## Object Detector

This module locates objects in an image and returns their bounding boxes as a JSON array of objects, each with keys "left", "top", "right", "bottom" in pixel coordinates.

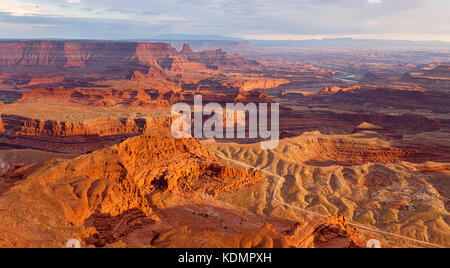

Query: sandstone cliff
[
  {"left": 179, "top": 44, "right": 259, "bottom": 70},
  {"left": 18, "top": 87, "right": 172, "bottom": 108},
  {"left": 0, "top": 41, "right": 258, "bottom": 72},
  {"left": 160, "top": 56, "right": 209, "bottom": 72},
  {"left": 0, "top": 41, "right": 174, "bottom": 68},
  {"left": 130, "top": 66, "right": 168, "bottom": 80},
  {"left": 0, "top": 114, "right": 175, "bottom": 153},
  {"left": 226, "top": 78, "right": 290, "bottom": 92},
  {"left": 319, "top": 85, "right": 361, "bottom": 95}
]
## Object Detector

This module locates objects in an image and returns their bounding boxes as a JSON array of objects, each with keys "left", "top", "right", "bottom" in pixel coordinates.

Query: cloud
[{"left": 0, "top": 0, "right": 448, "bottom": 41}]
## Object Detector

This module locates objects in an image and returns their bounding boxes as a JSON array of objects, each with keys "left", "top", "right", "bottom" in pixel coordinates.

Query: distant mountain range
[
  {"left": 145, "top": 36, "right": 450, "bottom": 50},
  {"left": 149, "top": 34, "right": 244, "bottom": 41},
  {"left": 248, "top": 38, "right": 450, "bottom": 50}
]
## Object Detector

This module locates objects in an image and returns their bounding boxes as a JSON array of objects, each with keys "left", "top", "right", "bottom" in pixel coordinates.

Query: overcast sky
[{"left": 0, "top": 0, "right": 449, "bottom": 41}]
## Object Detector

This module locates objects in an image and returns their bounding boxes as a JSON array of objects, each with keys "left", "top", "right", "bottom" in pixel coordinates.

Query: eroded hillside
[
  {"left": 205, "top": 132, "right": 450, "bottom": 247},
  {"left": 0, "top": 135, "right": 378, "bottom": 248}
]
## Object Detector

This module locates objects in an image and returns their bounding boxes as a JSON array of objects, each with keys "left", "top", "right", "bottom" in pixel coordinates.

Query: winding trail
[{"left": 213, "top": 152, "right": 445, "bottom": 248}]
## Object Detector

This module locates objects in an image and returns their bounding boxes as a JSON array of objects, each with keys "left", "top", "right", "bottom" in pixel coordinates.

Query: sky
[{"left": 0, "top": 0, "right": 449, "bottom": 41}]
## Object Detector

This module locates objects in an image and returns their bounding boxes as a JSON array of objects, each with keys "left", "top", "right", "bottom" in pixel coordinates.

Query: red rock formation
[
  {"left": 130, "top": 66, "right": 167, "bottom": 80},
  {"left": 234, "top": 90, "right": 274, "bottom": 104},
  {"left": 18, "top": 87, "right": 171, "bottom": 108},
  {"left": 0, "top": 134, "right": 380, "bottom": 248},
  {"left": 319, "top": 85, "right": 361, "bottom": 95},
  {"left": 0, "top": 117, "right": 4, "bottom": 133},
  {"left": 160, "top": 56, "right": 208, "bottom": 72},
  {"left": 180, "top": 43, "right": 195, "bottom": 54},
  {"left": 0, "top": 114, "right": 175, "bottom": 153},
  {"left": 7, "top": 115, "right": 171, "bottom": 137},
  {"left": 0, "top": 41, "right": 133, "bottom": 68},
  {"left": 225, "top": 78, "right": 289, "bottom": 92},
  {"left": 17, "top": 77, "right": 64, "bottom": 88},
  {"left": 0, "top": 135, "right": 263, "bottom": 247},
  {"left": 150, "top": 89, "right": 274, "bottom": 105},
  {"left": 135, "top": 42, "right": 178, "bottom": 66},
  {"left": 179, "top": 46, "right": 259, "bottom": 70},
  {"left": 0, "top": 41, "right": 258, "bottom": 72},
  {"left": 151, "top": 215, "right": 368, "bottom": 248},
  {"left": 0, "top": 41, "right": 177, "bottom": 68}
]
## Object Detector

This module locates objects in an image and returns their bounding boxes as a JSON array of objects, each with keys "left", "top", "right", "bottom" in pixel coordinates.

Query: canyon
[
  {"left": 0, "top": 40, "right": 448, "bottom": 248},
  {"left": 0, "top": 135, "right": 374, "bottom": 248}
]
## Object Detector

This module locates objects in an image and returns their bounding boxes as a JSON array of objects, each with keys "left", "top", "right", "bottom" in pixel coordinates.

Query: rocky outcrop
[
  {"left": 3, "top": 114, "right": 172, "bottom": 136},
  {"left": 180, "top": 43, "right": 195, "bottom": 54},
  {"left": 163, "top": 40, "right": 254, "bottom": 54},
  {"left": 15, "top": 117, "right": 167, "bottom": 137},
  {"left": 0, "top": 117, "right": 4, "bottom": 133},
  {"left": 287, "top": 135, "right": 409, "bottom": 165},
  {"left": 0, "top": 134, "right": 377, "bottom": 248},
  {"left": 319, "top": 85, "right": 361, "bottom": 95},
  {"left": 0, "top": 135, "right": 263, "bottom": 247},
  {"left": 0, "top": 41, "right": 174, "bottom": 68},
  {"left": 209, "top": 134, "right": 450, "bottom": 247},
  {"left": 135, "top": 42, "right": 178, "bottom": 66},
  {"left": 151, "top": 215, "right": 368, "bottom": 248},
  {"left": 18, "top": 87, "right": 172, "bottom": 108},
  {"left": 17, "top": 77, "right": 65, "bottom": 88},
  {"left": 179, "top": 44, "right": 259, "bottom": 70},
  {"left": 130, "top": 66, "right": 167, "bottom": 80},
  {"left": 355, "top": 122, "right": 383, "bottom": 131},
  {"left": 159, "top": 56, "right": 208, "bottom": 72},
  {"left": 17, "top": 87, "right": 275, "bottom": 107},
  {"left": 225, "top": 78, "right": 289, "bottom": 92},
  {"left": 0, "top": 114, "right": 175, "bottom": 153},
  {"left": 234, "top": 90, "right": 274, "bottom": 104}
]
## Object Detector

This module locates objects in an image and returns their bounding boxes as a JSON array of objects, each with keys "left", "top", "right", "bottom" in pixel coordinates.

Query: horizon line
[{"left": 0, "top": 37, "right": 449, "bottom": 44}]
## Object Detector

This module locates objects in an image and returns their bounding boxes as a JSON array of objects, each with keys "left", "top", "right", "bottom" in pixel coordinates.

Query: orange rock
[
  {"left": 319, "top": 85, "right": 361, "bottom": 95},
  {"left": 151, "top": 215, "right": 369, "bottom": 248},
  {"left": 17, "top": 77, "right": 64, "bottom": 88},
  {"left": 0, "top": 135, "right": 263, "bottom": 247},
  {"left": 234, "top": 90, "right": 274, "bottom": 104},
  {"left": 130, "top": 66, "right": 167, "bottom": 80},
  {"left": 226, "top": 78, "right": 289, "bottom": 92},
  {"left": 0, "top": 41, "right": 258, "bottom": 71},
  {"left": 18, "top": 87, "right": 172, "bottom": 108}
]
